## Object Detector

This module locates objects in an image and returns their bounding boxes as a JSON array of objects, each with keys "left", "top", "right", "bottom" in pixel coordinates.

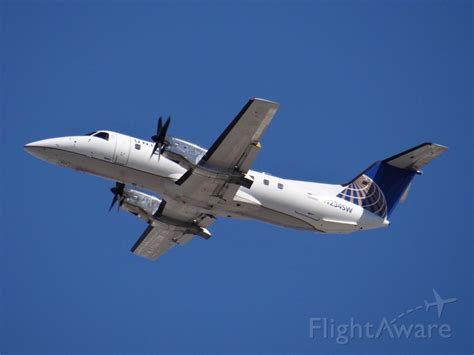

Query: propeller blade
[
  {"left": 150, "top": 116, "right": 171, "bottom": 159},
  {"left": 109, "top": 194, "right": 118, "bottom": 212},
  {"left": 157, "top": 116, "right": 163, "bottom": 133},
  {"left": 162, "top": 116, "right": 171, "bottom": 137},
  {"left": 109, "top": 182, "right": 125, "bottom": 212},
  {"left": 150, "top": 142, "right": 160, "bottom": 158}
]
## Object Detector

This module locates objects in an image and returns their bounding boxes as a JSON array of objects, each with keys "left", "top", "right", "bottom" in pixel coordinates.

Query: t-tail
[{"left": 339, "top": 143, "right": 448, "bottom": 219}]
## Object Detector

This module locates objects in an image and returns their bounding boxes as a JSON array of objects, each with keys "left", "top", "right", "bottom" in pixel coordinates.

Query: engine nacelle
[
  {"left": 121, "top": 188, "right": 162, "bottom": 220},
  {"left": 118, "top": 186, "right": 213, "bottom": 240},
  {"left": 163, "top": 136, "right": 207, "bottom": 167}
]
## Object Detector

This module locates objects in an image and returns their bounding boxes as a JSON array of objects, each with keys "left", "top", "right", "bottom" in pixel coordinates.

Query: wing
[
  {"left": 119, "top": 188, "right": 215, "bottom": 261},
  {"left": 131, "top": 224, "right": 193, "bottom": 261},
  {"left": 200, "top": 98, "right": 279, "bottom": 173},
  {"left": 176, "top": 98, "right": 279, "bottom": 203},
  {"left": 130, "top": 210, "right": 215, "bottom": 261}
]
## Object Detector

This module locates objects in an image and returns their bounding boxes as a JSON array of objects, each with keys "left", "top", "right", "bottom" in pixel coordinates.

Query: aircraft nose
[
  {"left": 24, "top": 138, "right": 63, "bottom": 160},
  {"left": 25, "top": 138, "right": 59, "bottom": 149}
]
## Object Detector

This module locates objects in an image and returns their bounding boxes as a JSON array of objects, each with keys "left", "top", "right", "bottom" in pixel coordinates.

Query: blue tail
[{"left": 339, "top": 143, "right": 447, "bottom": 218}]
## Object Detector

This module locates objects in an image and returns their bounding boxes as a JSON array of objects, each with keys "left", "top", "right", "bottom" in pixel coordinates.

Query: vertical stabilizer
[{"left": 341, "top": 143, "right": 447, "bottom": 217}]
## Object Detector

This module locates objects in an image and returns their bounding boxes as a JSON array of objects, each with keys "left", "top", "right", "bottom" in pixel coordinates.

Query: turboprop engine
[
  {"left": 108, "top": 182, "right": 212, "bottom": 239},
  {"left": 109, "top": 182, "right": 162, "bottom": 222},
  {"left": 121, "top": 189, "right": 163, "bottom": 220}
]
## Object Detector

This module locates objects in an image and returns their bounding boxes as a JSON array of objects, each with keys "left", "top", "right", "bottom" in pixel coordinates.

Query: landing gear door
[{"left": 114, "top": 134, "right": 130, "bottom": 165}]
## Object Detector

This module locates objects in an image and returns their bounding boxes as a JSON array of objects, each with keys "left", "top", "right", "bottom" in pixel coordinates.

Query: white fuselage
[{"left": 25, "top": 131, "right": 388, "bottom": 234}]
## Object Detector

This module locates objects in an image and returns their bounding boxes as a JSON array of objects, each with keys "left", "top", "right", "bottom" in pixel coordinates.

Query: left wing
[
  {"left": 129, "top": 209, "right": 214, "bottom": 261},
  {"left": 131, "top": 224, "right": 193, "bottom": 260},
  {"left": 175, "top": 98, "right": 279, "bottom": 203},
  {"left": 118, "top": 188, "right": 215, "bottom": 261}
]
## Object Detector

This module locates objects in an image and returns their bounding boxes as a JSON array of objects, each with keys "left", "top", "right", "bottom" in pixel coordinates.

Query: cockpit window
[
  {"left": 85, "top": 131, "right": 97, "bottom": 136},
  {"left": 93, "top": 131, "right": 109, "bottom": 141}
]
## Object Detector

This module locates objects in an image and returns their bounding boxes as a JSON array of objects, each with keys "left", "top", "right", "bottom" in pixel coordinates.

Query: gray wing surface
[
  {"left": 176, "top": 98, "right": 279, "bottom": 203},
  {"left": 201, "top": 98, "right": 279, "bottom": 173},
  {"left": 131, "top": 224, "right": 194, "bottom": 261},
  {"left": 130, "top": 201, "right": 215, "bottom": 261}
]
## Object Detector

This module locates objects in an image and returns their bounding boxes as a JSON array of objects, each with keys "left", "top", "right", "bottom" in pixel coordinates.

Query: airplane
[
  {"left": 24, "top": 98, "right": 448, "bottom": 261},
  {"left": 424, "top": 289, "right": 457, "bottom": 318}
]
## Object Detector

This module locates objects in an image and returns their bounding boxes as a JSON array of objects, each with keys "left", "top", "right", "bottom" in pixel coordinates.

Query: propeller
[
  {"left": 109, "top": 182, "right": 125, "bottom": 212},
  {"left": 150, "top": 116, "right": 171, "bottom": 159}
]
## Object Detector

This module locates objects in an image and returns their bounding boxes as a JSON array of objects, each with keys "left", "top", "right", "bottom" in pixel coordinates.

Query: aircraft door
[{"left": 114, "top": 134, "right": 131, "bottom": 165}]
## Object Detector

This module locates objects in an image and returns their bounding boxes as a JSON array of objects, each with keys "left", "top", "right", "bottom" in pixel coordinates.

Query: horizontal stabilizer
[{"left": 383, "top": 143, "right": 448, "bottom": 172}]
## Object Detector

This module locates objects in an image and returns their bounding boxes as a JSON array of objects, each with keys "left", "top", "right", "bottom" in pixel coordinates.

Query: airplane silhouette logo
[{"left": 424, "top": 289, "right": 457, "bottom": 318}]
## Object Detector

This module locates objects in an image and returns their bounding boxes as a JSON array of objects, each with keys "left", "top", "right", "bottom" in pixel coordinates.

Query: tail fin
[{"left": 339, "top": 143, "right": 447, "bottom": 218}]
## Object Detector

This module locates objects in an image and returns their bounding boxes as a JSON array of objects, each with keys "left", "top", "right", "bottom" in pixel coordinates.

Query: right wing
[
  {"left": 175, "top": 98, "right": 279, "bottom": 203},
  {"left": 200, "top": 98, "right": 279, "bottom": 173}
]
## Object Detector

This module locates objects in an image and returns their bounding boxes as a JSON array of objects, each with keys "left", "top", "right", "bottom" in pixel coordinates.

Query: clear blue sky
[{"left": 1, "top": 1, "right": 472, "bottom": 353}]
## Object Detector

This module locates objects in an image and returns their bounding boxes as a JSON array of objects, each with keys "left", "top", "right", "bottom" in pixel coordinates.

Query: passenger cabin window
[
  {"left": 94, "top": 132, "right": 109, "bottom": 141},
  {"left": 135, "top": 143, "right": 141, "bottom": 150},
  {"left": 263, "top": 179, "right": 269, "bottom": 186},
  {"left": 277, "top": 183, "right": 284, "bottom": 190}
]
